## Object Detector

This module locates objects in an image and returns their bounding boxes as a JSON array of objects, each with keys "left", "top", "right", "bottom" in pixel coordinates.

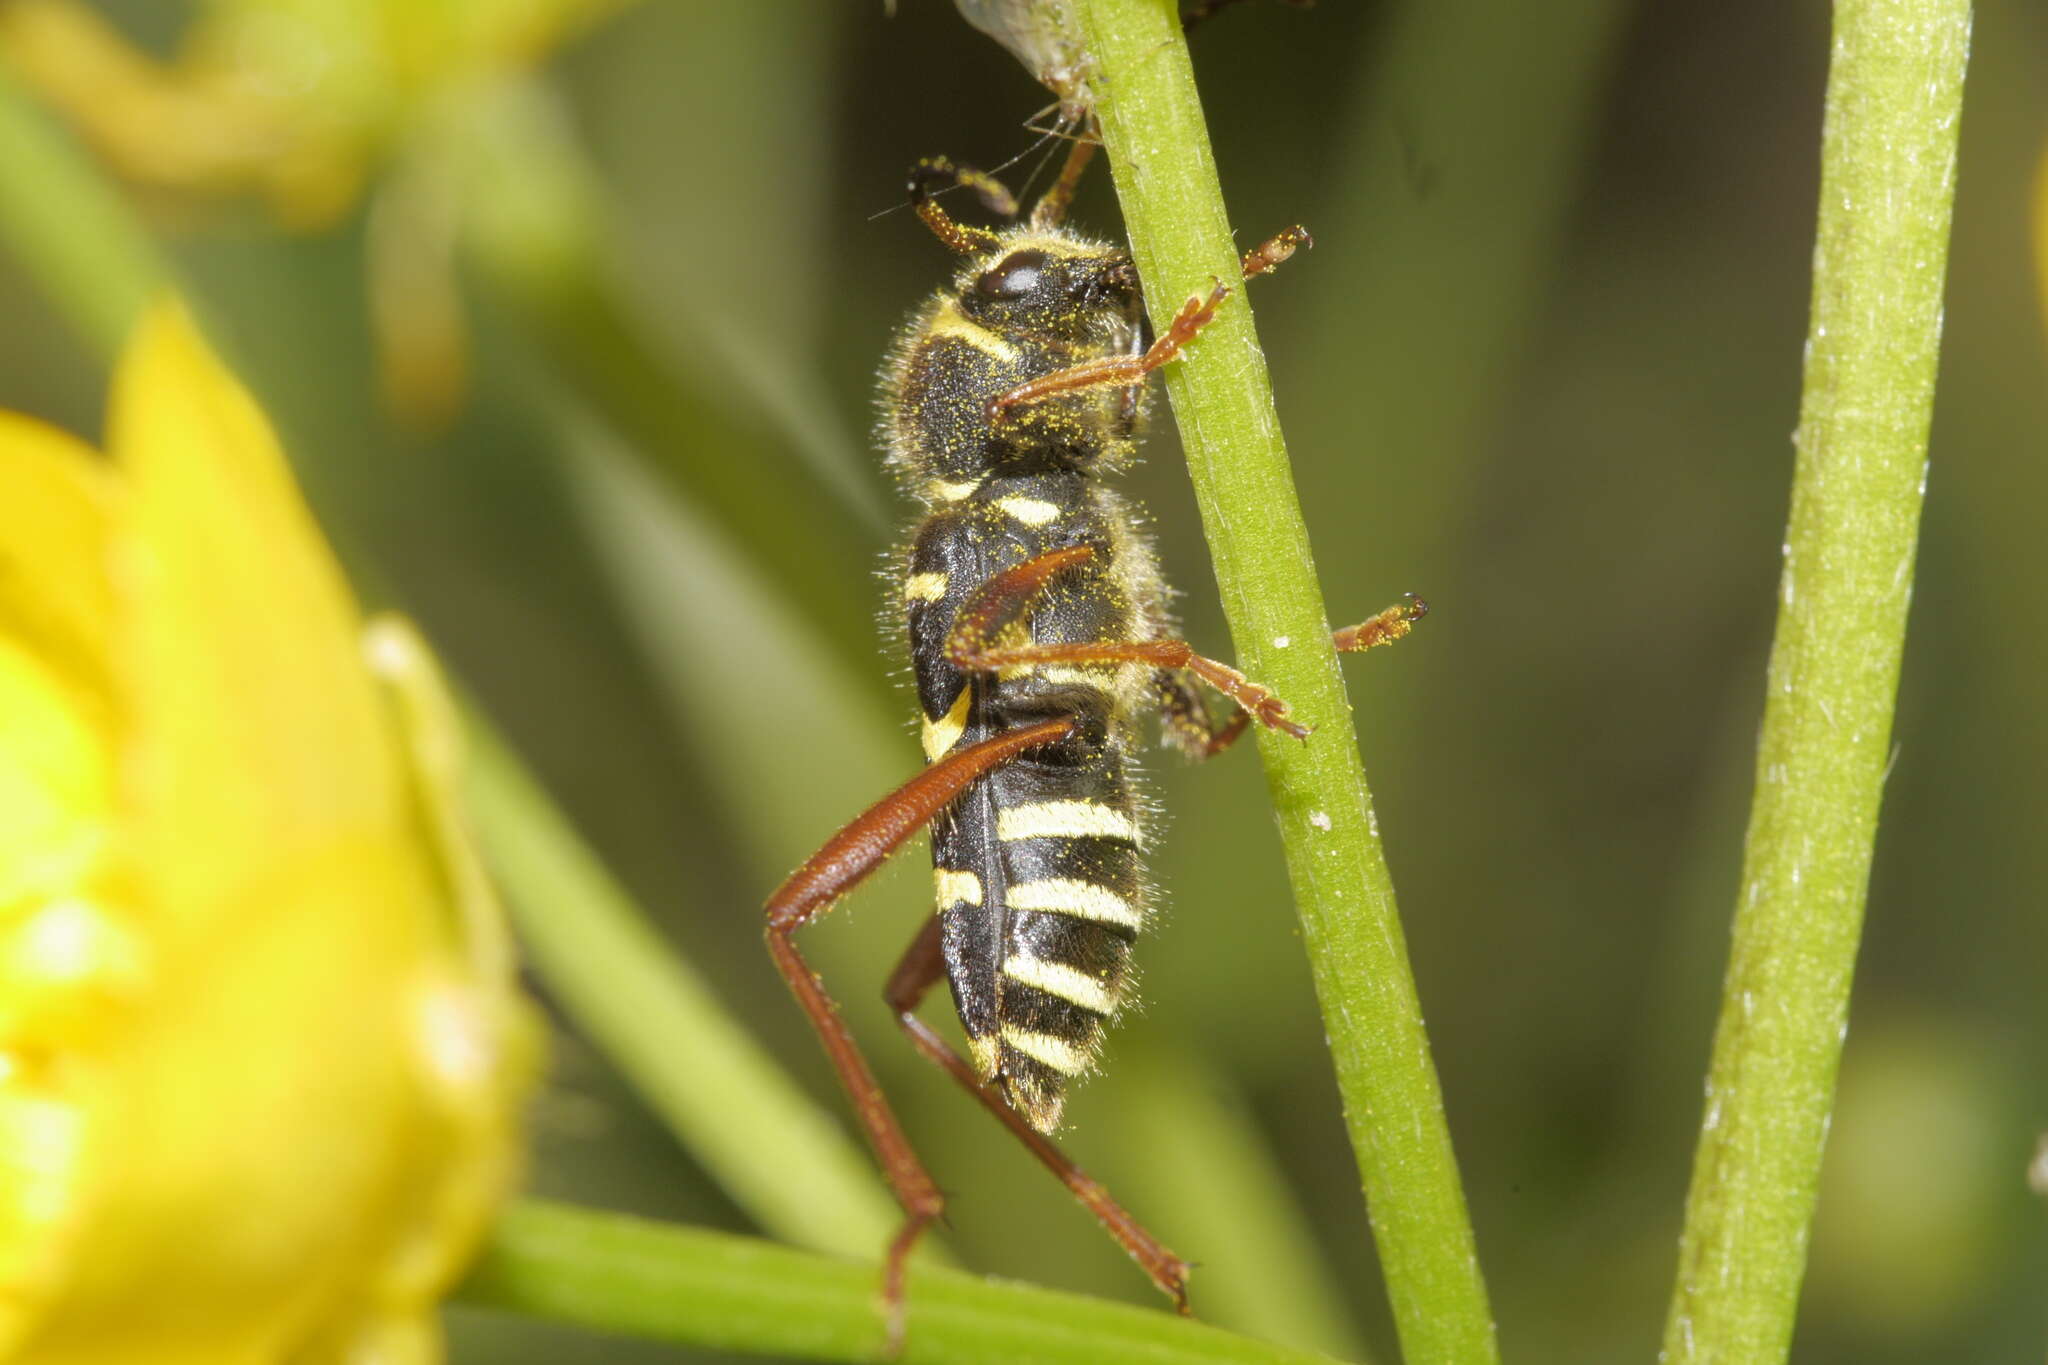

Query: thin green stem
[
  {"left": 0, "top": 69, "right": 165, "bottom": 358},
  {"left": 462, "top": 717, "right": 907, "bottom": 1262},
  {"left": 1662, "top": 2, "right": 1969, "bottom": 1360},
  {"left": 457, "top": 1199, "right": 1345, "bottom": 1365},
  {"left": 1069, "top": 3, "right": 1496, "bottom": 1361}
]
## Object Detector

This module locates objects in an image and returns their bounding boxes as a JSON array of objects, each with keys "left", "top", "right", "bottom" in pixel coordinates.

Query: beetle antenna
[{"left": 908, "top": 158, "right": 1016, "bottom": 254}]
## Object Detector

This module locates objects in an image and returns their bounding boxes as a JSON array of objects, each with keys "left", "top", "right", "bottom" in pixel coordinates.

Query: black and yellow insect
[{"left": 762, "top": 142, "right": 1423, "bottom": 1348}]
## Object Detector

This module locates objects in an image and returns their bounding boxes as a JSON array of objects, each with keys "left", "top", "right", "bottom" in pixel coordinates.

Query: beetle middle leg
[
  {"left": 1157, "top": 593, "right": 1430, "bottom": 760},
  {"left": 945, "top": 544, "right": 1312, "bottom": 737}
]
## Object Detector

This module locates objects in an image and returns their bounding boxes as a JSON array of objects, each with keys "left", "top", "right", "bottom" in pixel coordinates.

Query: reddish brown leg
[
  {"left": 882, "top": 919, "right": 1193, "bottom": 1312},
  {"left": 986, "top": 221, "right": 1309, "bottom": 422},
  {"left": 908, "top": 157, "right": 1017, "bottom": 255},
  {"left": 1028, "top": 134, "right": 1100, "bottom": 231},
  {"left": 987, "top": 280, "right": 1230, "bottom": 421},
  {"left": 1239, "top": 225, "right": 1312, "bottom": 278},
  {"left": 1157, "top": 594, "right": 1431, "bottom": 758},
  {"left": 974, "top": 638, "right": 1308, "bottom": 739},
  {"left": 1156, "top": 669, "right": 1253, "bottom": 760},
  {"left": 1333, "top": 593, "right": 1430, "bottom": 653},
  {"left": 943, "top": 543, "right": 1310, "bottom": 739},
  {"left": 764, "top": 716, "right": 1074, "bottom": 1355}
]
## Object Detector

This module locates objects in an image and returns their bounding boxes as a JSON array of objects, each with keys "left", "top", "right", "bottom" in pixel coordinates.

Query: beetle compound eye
[{"left": 977, "top": 249, "right": 1049, "bottom": 300}]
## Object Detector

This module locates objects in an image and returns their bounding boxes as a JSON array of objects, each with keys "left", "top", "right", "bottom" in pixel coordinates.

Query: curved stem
[
  {"left": 1069, "top": 2, "right": 1498, "bottom": 1361},
  {"left": 1662, "top": 1, "right": 1970, "bottom": 1359},
  {"left": 458, "top": 1199, "right": 1348, "bottom": 1365}
]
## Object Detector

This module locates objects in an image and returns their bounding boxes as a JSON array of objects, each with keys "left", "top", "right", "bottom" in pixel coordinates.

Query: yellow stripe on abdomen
[
  {"left": 995, "top": 496, "right": 1061, "bottom": 526},
  {"left": 1007, "top": 878, "right": 1143, "bottom": 931},
  {"left": 921, "top": 686, "right": 972, "bottom": 762},
  {"left": 1002, "top": 953, "right": 1119, "bottom": 1014},
  {"left": 996, "top": 800, "right": 1141, "bottom": 844},
  {"left": 1000, "top": 1025, "right": 1092, "bottom": 1076},
  {"left": 934, "top": 868, "right": 983, "bottom": 908}
]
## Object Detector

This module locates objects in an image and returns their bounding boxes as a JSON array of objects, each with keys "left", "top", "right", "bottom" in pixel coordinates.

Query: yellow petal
[
  {"left": 0, "top": 302, "right": 537, "bottom": 1363},
  {"left": 362, "top": 616, "right": 513, "bottom": 981},
  {"left": 0, "top": 651, "right": 109, "bottom": 916},
  {"left": 0, "top": 405, "right": 134, "bottom": 1080},
  {"left": 0, "top": 413, "right": 119, "bottom": 1352},
  {"left": 109, "top": 300, "right": 404, "bottom": 927},
  {"left": 0, "top": 420, "right": 117, "bottom": 907},
  {"left": 0, "top": 411, "right": 116, "bottom": 711},
  {"left": 26, "top": 844, "right": 453, "bottom": 1365}
]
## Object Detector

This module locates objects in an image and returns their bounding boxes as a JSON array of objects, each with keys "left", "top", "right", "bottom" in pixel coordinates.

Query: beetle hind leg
[{"left": 883, "top": 916, "right": 1192, "bottom": 1313}]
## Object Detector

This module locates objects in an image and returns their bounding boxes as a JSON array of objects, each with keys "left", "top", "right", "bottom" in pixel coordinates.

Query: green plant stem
[
  {"left": 1662, "top": 2, "right": 1969, "bottom": 1360},
  {"left": 0, "top": 69, "right": 165, "bottom": 358},
  {"left": 458, "top": 1199, "right": 1345, "bottom": 1365},
  {"left": 1070, "top": 3, "right": 1496, "bottom": 1361},
  {"left": 462, "top": 717, "right": 907, "bottom": 1262}
]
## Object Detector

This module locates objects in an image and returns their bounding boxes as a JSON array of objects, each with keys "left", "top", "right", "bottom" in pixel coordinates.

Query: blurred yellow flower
[
  {"left": 0, "top": 0, "right": 629, "bottom": 424},
  {"left": 0, "top": 301, "right": 540, "bottom": 1364},
  {"left": 0, "top": 0, "right": 623, "bottom": 225}
]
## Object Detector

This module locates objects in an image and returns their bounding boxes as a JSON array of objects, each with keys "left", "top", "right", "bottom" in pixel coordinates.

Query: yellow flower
[
  {"left": 0, "top": 0, "right": 625, "bottom": 225},
  {"left": 0, "top": 0, "right": 630, "bottom": 425},
  {"left": 0, "top": 301, "right": 540, "bottom": 1364}
]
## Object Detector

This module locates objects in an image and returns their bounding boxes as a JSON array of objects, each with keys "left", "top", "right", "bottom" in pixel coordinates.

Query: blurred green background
[{"left": 2, "top": 1, "right": 2044, "bottom": 1361}]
